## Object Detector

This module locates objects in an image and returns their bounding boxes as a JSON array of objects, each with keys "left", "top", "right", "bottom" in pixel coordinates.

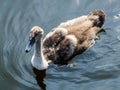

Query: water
[{"left": 0, "top": 0, "right": 120, "bottom": 90}]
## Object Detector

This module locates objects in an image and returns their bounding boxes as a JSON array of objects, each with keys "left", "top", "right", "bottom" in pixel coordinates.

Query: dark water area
[{"left": 1, "top": 0, "right": 120, "bottom": 90}]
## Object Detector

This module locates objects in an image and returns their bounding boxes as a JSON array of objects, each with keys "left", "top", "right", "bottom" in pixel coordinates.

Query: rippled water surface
[{"left": 1, "top": 0, "right": 120, "bottom": 90}]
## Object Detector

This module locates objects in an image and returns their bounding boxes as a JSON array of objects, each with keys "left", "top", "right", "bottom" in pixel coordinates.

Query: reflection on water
[
  {"left": 1, "top": 0, "right": 120, "bottom": 90},
  {"left": 33, "top": 68, "right": 46, "bottom": 90}
]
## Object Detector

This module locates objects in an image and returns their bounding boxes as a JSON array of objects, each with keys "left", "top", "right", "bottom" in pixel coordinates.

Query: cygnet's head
[
  {"left": 30, "top": 26, "right": 44, "bottom": 40},
  {"left": 25, "top": 26, "right": 44, "bottom": 53}
]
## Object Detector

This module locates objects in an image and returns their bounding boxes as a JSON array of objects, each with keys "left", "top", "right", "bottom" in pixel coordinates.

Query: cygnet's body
[
  {"left": 43, "top": 10, "right": 106, "bottom": 65},
  {"left": 25, "top": 10, "right": 106, "bottom": 70}
]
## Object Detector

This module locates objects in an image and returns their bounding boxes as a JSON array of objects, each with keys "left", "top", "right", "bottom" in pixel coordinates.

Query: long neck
[
  {"left": 32, "top": 37, "right": 48, "bottom": 70},
  {"left": 34, "top": 38, "right": 42, "bottom": 57}
]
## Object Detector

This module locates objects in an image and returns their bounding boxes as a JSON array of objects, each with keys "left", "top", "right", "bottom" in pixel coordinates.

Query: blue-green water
[{"left": 1, "top": 0, "right": 120, "bottom": 90}]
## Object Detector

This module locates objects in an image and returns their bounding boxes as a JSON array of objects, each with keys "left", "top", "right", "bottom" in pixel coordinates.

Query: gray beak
[{"left": 25, "top": 37, "right": 35, "bottom": 53}]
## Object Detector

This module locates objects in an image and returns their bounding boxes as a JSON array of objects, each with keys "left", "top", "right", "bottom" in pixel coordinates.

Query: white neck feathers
[{"left": 31, "top": 38, "right": 48, "bottom": 70}]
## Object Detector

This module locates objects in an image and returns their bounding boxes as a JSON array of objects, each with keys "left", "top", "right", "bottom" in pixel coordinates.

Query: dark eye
[{"left": 35, "top": 32, "right": 38, "bottom": 36}]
